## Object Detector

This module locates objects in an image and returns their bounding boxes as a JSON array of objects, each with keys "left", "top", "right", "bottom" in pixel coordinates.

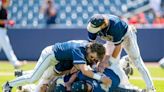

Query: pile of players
[{"left": 2, "top": 14, "right": 156, "bottom": 92}]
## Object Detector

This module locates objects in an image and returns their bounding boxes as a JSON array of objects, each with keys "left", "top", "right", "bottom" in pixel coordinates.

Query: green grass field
[{"left": 0, "top": 61, "right": 164, "bottom": 92}]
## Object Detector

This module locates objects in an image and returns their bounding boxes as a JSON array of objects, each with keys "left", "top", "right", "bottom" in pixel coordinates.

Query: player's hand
[
  {"left": 70, "top": 67, "right": 78, "bottom": 74},
  {"left": 65, "top": 82, "right": 71, "bottom": 91},
  {"left": 40, "top": 84, "right": 48, "bottom": 92},
  {"left": 101, "top": 76, "right": 112, "bottom": 88},
  {"left": 97, "top": 62, "right": 108, "bottom": 73},
  {"left": 8, "top": 20, "right": 15, "bottom": 26}
]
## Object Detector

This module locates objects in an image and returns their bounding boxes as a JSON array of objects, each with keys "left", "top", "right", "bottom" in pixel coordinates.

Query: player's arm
[
  {"left": 104, "top": 43, "right": 121, "bottom": 65},
  {"left": 88, "top": 32, "right": 97, "bottom": 42},
  {"left": 72, "top": 48, "right": 100, "bottom": 80},
  {"left": 0, "top": 19, "right": 6, "bottom": 25},
  {"left": 98, "top": 42, "right": 122, "bottom": 72},
  {"left": 108, "top": 37, "right": 123, "bottom": 63},
  {"left": 74, "top": 64, "right": 112, "bottom": 87},
  {"left": 72, "top": 48, "right": 111, "bottom": 86},
  {"left": 107, "top": 36, "right": 123, "bottom": 64},
  {"left": 0, "top": 19, "right": 15, "bottom": 26},
  {"left": 112, "top": 44, "right": 121, "bottom": 58},
  {"left": 65, "top": 71, "right": 78, "bottom": 91}
]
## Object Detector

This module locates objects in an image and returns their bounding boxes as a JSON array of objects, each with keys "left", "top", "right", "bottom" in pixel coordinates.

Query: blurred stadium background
[
  {"left": 0, "top": 0, "right": 164, "bottom": 91},
  {"left": 0, "top": 0, "right": 163, "bottom": 61},
  {"left": 2, "top": 0, "right": 164, "bottom": 27}
]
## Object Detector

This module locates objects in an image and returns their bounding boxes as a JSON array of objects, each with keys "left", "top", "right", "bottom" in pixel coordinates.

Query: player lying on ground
[{"left": 3, "top": 40, "right": 111, "bottom": 92}]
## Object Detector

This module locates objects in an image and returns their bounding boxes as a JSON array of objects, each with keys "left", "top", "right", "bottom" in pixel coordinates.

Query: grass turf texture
[{"left": 0, "top": 61, "right": 164, "bottom": 92}]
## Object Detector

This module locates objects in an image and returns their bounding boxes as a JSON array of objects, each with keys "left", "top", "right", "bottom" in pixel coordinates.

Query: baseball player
[
  {"left": 72, "top": 72, "right": 142, "bottom": 92},
  {"left": 87, "top": 14, "right": 155, "bottom": 91},
  {"left": 52, "top": 57, "right": 142, "bottom": 92},
  {"left": 16, "top": 56, "right": 138, "bottom": 92},
  {"left": 0, "top": 0, "right": 25, "bottom": 69},
  {"left": 3, "top": 40, "right": 111, "bottom": 92}
]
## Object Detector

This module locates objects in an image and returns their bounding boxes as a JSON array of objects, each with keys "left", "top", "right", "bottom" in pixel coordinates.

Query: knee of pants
[
  {"left": 41, "top": 46, "right": 53, "bottom": 57},
  {"left": 133, "top": 57, "right": 145, "bottom": 70},
  {"left": 26, "top": 73, "right": 41, "bottom": 83},
  {"left": 129, "top": 54, "right": 141, "bottom": 62},
  {"left": 41, "top": 66, "right": 54, "bottom": 80}
]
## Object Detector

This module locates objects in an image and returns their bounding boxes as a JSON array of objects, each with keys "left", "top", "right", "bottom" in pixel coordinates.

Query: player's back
[
  {"left": 99, "top": 14, "right": 128, "bottom": 44},
  {"left": 53, "top": 40, "right": 88, "bottom": 61}
]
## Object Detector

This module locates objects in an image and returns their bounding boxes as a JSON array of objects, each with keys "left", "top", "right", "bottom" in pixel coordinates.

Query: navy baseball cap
[
  {"left": 71, "top": 81, "right": 88, "bottom": 92},
  {"left": 87, "top": 14, "right": 105, "bottom": 33}
]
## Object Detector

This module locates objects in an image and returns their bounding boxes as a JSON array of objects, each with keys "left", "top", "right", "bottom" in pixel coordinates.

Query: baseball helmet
[
  {"left": 87, "top": 14, "right": 105, "bottom": 33},
  {"left": 54, "top": 84, "right": 66, "bottom": 92},
  {"left": 71, "top": 81, "right": 88, "bottom": 92}
]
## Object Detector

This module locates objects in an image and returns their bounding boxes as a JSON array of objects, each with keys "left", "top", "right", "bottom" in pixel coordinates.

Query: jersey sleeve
[
  {"left": 77, "top": 71, "right": 96, "bottom": 81},
  {"left": 72, "top": 48, "right": 86, "bottom": 64},
  {"left": 88, "top": 32, "right": 97, "bottom": 42}
]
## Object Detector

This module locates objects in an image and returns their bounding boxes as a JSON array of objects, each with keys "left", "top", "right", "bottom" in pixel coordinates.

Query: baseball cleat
[
  {"left": 14, "top": 70, "right": 23, "bottom": 77},
  {"left": 14, "top": 60, "right": 27, "bottom": 69},
  {"left": 123, "top": 62, "right": 134, "bottom": 79},
  {"left": 2, "top": 81, "right": 12, "bottom": 92}
]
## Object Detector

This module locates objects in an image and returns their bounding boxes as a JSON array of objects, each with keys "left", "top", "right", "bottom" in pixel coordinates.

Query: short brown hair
[{"left": 89, "top": 42, "right": 105, "bottom": 60}]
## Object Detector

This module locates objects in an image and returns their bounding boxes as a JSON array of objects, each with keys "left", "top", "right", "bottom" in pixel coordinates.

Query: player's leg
[
  {"left": 34, "top": 66, "right": 55, "bottom": 92},
  {"left": 103, "top": 41, "right": 115, "bottom": 57},
  {"left": 4, "top": 45, "right": 57, "bottom": 89},
  {"left": 104, "top": 41, "right": 131, "bottom": 87},
  {"left": 104, "top": 41, "right": 133, "bottom": 75},
  {"left": 14, "top": 70, "right": 34, "bottom": 77},
  {"left": 119, "top": 55, "right": 134, "bottom": 78},
  {"left": 122, "top": 26, "right": 155, "bottom": 91},
  {"left": 14, "top": 68, "right": 56, "bottom": 91},
  {"left": 0, "top": 28, "right": 21, "bottom": 68},
  {"left": 110, "top": 60, "right": 131, "bottom": 88},
  {"left": 0, "top": 44, "right": 2, "bottom": 52}
]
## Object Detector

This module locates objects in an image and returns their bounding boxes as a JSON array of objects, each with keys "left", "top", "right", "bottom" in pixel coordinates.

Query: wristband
[{"left": 93, "top": 73, "right": 101, "bottom": 81}]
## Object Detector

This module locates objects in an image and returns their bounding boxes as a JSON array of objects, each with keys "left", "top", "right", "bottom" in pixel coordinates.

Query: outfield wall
[{"left": 0, "top": 28, "right": 163, "bottom": 61}]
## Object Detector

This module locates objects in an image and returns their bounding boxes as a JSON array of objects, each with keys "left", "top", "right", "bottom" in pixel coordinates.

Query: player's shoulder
[
  {"left": 56, "top": 40, "right": 88, "bottom": 46},
  {"left": 72, "top": 46, "right": 86, "bottom": 56},
  {"left": 68, "top": 40, "right": 89, "bottom": 48},
  {"left": 103, "top": 14, "right": 119, "bottom": 19},
  {"left": 67, "top": 40, "right": 88, "bottom": 44}
]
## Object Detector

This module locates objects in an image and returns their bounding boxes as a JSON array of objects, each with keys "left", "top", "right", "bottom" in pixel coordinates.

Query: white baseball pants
[
  {"left": 9, "top": 45, "right": 57, "bottom": 87},
  {"left": 0, "top": 28, "right": 19, "bottom": 66},
  {"left": 122, "top": 25, "right": 154, "bottom": 89},
  {"left": 105, "top": 25, "right": 154, "bottom": 90}
]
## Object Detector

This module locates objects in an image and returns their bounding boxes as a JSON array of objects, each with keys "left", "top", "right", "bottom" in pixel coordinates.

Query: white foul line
[{"left": 130, "top": 77, "right": 164, "bottom": 80}]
